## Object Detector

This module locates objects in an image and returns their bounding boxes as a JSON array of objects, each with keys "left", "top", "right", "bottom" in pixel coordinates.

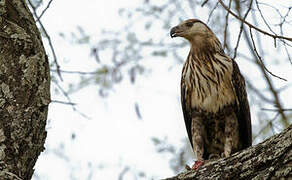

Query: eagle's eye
[{"left": 185, "top": 22, "right": 193, "bottom": 27}]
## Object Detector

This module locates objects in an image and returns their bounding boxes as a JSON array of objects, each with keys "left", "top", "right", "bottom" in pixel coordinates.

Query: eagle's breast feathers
[{"left": 182, "top": 52, "right": 236, "bottom": 113}]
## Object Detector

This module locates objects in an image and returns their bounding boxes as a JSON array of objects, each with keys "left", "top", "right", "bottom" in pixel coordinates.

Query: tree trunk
[
  {"left": 0, "top": 0, "right": 50, "bottom": 179},
  {"left": 164, "top": 125, "right": 292, "bottom": 180}
]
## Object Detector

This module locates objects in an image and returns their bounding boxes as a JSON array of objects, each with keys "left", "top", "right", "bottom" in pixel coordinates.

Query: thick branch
[{"left": 164, "top": 125, "right": 292, "bottom": 180}]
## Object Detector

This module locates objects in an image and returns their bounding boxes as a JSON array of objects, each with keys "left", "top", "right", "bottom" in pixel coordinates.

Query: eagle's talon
[
  {"left": 209, "top": 154, "right": 221, "bottom": 160},
  {"left": 191, "top": 160, "right": 204, "bottom": 170}
]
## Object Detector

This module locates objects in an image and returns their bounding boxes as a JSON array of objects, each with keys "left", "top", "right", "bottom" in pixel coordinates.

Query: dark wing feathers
[
  {"left": 181, "top": 77, "right": 193, "bottom": 148},
  {"left": 232, "top": 60, "right": 252, "bottom": 148}
]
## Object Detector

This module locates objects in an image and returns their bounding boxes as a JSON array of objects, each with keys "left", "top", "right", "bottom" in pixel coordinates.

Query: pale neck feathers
[{"left": 190, "top": 34, "right": 223, "bottom": 56}]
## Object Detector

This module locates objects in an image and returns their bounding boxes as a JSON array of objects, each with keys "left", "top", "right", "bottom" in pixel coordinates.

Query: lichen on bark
[
  {"left": 0, "top": 0, "right": 50, "bottom": 179},
  {"left": 164, "top": 125, "right": 292, "bottom": 180}
]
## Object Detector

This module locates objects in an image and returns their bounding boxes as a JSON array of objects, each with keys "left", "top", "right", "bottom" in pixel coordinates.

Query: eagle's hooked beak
[{"left": 170, "top": 26, "right": 181, "bottom": 38}]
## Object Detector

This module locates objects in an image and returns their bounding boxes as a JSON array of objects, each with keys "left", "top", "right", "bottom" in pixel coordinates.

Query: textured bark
[
  {"left": 164, "top": 125, "right": 292, "bottom": 180},
  {"left": 0, "top": 0, "right": 50, "bottom": 180}
]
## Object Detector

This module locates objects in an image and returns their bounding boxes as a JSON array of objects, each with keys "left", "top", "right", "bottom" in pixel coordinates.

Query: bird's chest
[{"left": 183, "top": 60, "right": 235, "bottom": 113}]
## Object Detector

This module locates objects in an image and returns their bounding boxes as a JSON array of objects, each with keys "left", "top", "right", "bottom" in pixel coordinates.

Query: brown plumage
[{"left": 170, "top": 19, "right": 252, "bottom": 164}]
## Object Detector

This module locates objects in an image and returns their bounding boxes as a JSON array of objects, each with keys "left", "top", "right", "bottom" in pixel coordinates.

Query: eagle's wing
[
  {"left": 232, "top": 60, "right": 252, "bottom": 148},
  {"left": 181, "top": 76, "right": 193, "bottom": 148}
]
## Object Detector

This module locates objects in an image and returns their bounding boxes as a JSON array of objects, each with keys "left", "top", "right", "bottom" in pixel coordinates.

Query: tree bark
[
  {"left": 0, "top": 0, "right": 50, "bottom": 179},
  {"left": 164, "top": 125, "right": 292, "bottom": 180}
]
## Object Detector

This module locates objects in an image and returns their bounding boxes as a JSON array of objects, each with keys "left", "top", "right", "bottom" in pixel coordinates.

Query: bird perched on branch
[{"left": 170, "top": 19, "right": 252, "bottom": 169}]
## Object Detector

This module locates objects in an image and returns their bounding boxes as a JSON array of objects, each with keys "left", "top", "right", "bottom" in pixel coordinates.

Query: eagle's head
[
  {"left": 170, "top": 19, "right": 221, "bottom": 52},
  {"left": 170, "top": 19, "right": 213, "bottom": 39}
]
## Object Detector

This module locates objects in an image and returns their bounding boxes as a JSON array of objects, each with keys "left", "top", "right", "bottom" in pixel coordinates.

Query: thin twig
[
  {"left": 269, "top": 120, "right": 275, "bottom": 135},
  {"left": 246, "top": 80, "right": 273, "bottom": 103},
  {"left": 249, "top": 28, "right": 287, "bottom": 81},
  {"left": 51, "top": 100, "right": 76, "bottom": 106},
  {"left": 201, "top": 0, "right": 209, "bottom": 7},
  {"left": 223, "top": 0, "right": 232, "bottom": 50},
  {"left": 257, "top": 2, "right": 284, "bottom": 17},
  {"left": 218, "top": 0, "right": 292, "bottom": 42},
  {"left": 134, "top": 102, "right": 142, "bottom": 119},
  {"left": 27, "top": 0, "right": 63, "bottom": 81},
  {"left": 261, "top": 108, "right": 292, "bottom": 112},
  {"left": 207, "top": 2, "right": 219, "bottom": 24},
  {"left": 53, "top": 81, "right": 90, "bottom": 119},
  {"left": 253, "top": 112, "right": 280, "bottom": 141},
  {"left": 255, "top": 0, "right": 276, "bottom": 35},
  {"left": 277, "top": 83, "right": 292, "bottom": 92},
  {"left": 233, "top": 0, "right": 253, "bottom": 59},
  {"left": 51, "top": 69, "right": 97, "bottom": 75},
  {"left": 37, "top": 0, "right": 53, "bottom": 21},
  {"left": 256, "top": 0, "right": 292, "bottom": 52},
  {"left": 118, "top": 167, "right": 130, "bottom": 180},
  {"left": 278, "top": 12, "right": 292, "bottom": 64},
  {"left": 282, "top": 39, "right": 292, "bottom": 64}
]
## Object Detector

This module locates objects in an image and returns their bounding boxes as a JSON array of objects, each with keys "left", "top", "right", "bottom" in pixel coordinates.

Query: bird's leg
[
  {"left": 224, "top": 112, "right": 239, "bottom": 157},
  {"left": 191, "top": 116, "right": 205, "bottom": 170}
]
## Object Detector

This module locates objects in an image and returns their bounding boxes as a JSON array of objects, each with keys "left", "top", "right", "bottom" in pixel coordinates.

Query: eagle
[{"left": 170, "top": 19, "right": 252, "bottom": 169}]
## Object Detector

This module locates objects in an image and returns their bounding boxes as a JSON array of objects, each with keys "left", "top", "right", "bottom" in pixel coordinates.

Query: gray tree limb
[
  {"left": 164, "top": 125, "right": 292, "bottom": 180},
  {"left": 0, "top": 0, "right": 50, "bottom": 179}
]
